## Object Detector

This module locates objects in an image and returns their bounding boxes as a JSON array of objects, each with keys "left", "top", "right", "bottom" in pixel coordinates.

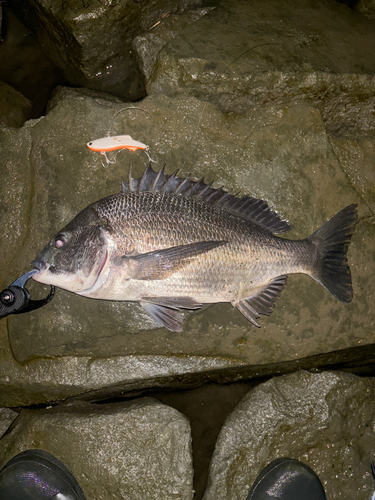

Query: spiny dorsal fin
[{"left": 120, "top": 164, "right": 292, "bottom": 234}]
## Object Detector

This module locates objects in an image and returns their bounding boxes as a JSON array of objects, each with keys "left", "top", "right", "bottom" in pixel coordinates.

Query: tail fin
[{"left": 310, "top": 204, "right": 358, "bottom": 303}]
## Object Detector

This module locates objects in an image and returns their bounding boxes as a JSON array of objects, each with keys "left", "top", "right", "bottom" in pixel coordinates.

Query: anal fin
[{"left": 232, "top": 275, "right": 287, "bottom": 327}]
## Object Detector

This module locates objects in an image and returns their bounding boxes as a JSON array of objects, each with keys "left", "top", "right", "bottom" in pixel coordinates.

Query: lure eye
[{"left": 54, "top": 233, "right": 68, "bottom": 249}]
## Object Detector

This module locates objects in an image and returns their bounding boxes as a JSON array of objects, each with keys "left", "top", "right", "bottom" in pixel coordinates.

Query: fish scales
[
  {"left": 32, "top": 165, "right": 358, "bottom": 331},
  {"left": 91, "top": 192, "right": 301, "bottom": 299}
]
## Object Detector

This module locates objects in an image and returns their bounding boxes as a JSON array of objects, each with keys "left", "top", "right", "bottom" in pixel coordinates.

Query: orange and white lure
[
  {"left": 87, "top": 135, "right": 148, "bottom": 153},
  {"left": 87, "top": 135, "right": 154, "bottom": 167}
]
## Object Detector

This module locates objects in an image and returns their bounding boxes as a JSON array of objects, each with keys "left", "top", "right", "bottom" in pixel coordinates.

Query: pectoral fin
[
  {"left": 124, "top": 241, "right": 227, "bottom": 280},
  {"left": 232, "top": 275, "right": 287, "bottom": 327}
]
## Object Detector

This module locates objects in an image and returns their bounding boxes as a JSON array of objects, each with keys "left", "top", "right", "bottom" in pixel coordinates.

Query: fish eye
[{"left": 54, "top": 233, "right": 68, "bottom": 249}]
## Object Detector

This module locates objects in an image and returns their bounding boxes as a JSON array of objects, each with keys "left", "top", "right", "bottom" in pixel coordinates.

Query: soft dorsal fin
[{"left": 120, "top": 164, "right": 292, "bottom": 234}]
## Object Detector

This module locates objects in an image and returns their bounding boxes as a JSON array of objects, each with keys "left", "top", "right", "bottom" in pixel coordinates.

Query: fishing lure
[
  {"left": 87, "top": 135, "right": 155, "bottom": 167},
  {"left": 87, "top": 135, "right": 148, "bottom": 153}
]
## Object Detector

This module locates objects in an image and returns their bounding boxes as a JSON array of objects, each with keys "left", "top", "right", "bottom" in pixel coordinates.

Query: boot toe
[
  {"left": 0, "top": 449, "right": 86, "bottom": 500},
  {"left": 247, "top": 457, "right": 326, "bottom": 500}
]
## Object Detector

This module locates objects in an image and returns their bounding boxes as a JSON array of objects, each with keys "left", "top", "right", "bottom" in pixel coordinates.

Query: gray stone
[
  {"left": 0, "top": 408, "right": 18, "bottom": 439},
  {"left": 0, "top": 9, "right": 67, "bottom": 118},
  {"left": 0, "top": 87, "right": 374, "bottom": 406},
  {"left": 329, "top": 135, "right": 375, "bottom": 213},
  {"left": 133, "top": 7, "right": 214, "bottom": 81},
  {"left": 0, "top": 398, "right": 193, "bottom": 500},
  {"left": 203, "top": 370, "right": 375, "bottom": 500},
  {"left": 0, "top": 81, "right": 32, "bottom": 127},
  {"left": 356, "top": 0, "right": 375, "bottom": 18},
  {"left": 323, "top": 94, "right": 375, "bottom": 137},
  {"left": 144, "top": 0, "right": 375, "bottom": 133},
  {"left": 7, "top": 0, "right": 206, "bottom": 100}
]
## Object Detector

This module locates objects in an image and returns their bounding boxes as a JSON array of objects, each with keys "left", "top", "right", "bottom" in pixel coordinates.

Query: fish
[
  {"left": 87, "top": 135, "right": 148, "bottom": 153},
  {"left": 32, "top": 165, "right": 358, "bottom": 332}
]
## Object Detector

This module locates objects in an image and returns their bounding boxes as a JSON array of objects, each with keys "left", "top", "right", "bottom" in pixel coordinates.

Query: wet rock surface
[
  {"left": 133, "top": 6, "right": 214, "bottom": 81},
  {"left": 329, "top": 136, "right": 375, "bottom": 212},
  {"left": 0, "top": 398, "right": 194, "bottom": 500},
  {"left": 204, "top": 370, "right": 375, "bottom": 500},
  {"left": 356, "top": 0, "right": 375, "bottom": 18},
  {"left": 7, "top": 0, "right": 207, "bottom": 100},
  {"left": 142, "top": 0, "right": 375, "bottom": 133},
  {"left": 0, "top": 2, "right": 374, "bottom": 498},
  {"left": 0, "top": 85, "right": 374, "bottom": 406},
  {"left": 0, "top": 81, "right": 32, "bottom": 127},
  {"left": 0, "top": 9, "right": 67, "bottom": 118},
  {"left": 0, "top": 408, "right": 18, "bottom": 439}
]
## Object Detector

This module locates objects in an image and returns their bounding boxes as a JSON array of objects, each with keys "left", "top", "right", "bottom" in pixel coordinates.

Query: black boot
[
  {"left": 0, "top": 449, "right": 86, "bottom": 500},
  {"left": 246, "top": 457, "right": 326, "bottom": 500}
]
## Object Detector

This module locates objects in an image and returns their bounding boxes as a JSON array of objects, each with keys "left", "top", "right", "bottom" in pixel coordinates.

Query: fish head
[{"left": 32, "top": 206, "right": 110, "bottom": 294}]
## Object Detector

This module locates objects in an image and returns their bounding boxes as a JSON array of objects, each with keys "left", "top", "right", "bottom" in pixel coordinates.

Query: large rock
[
  {"left": 0, "top": 88, "right": 373, "bottom": 406},
  {"left": 7, "top": 0, "right": 207, "bottom": 100},
  {"left": 133, "top": 6, "right": 214, "bottom": 81},
  {"left": 0, "top": 398, "right": 193, "bottom": 500},
  {"left": 203, "top": 371, "right": 375, "bottom": 500},
  {"left": 329, "top": 136, "right": 375, "bottom": 213},
  {"left": 141, "top": 0, "right": 375, "bottom": 135},
  {"left": 356, "top": 0, "right": 375, "bottom": 18},
  {"left": 0, "top": 9, "right": 68, "bottom": 119},
  {"left": 0, "top": 81, "right": 32, "bottom": 127},
  {"left": 0, "top": 408, "right": 18, "bottom": 439}
]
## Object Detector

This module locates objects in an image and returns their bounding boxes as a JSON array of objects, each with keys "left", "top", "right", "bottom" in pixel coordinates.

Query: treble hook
[{"left": 0, "top": 270, "right": 55, "bottom": 320}]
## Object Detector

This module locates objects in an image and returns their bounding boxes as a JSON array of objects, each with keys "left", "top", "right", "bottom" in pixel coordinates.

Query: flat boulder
[
  {"left": 0, "top": 398, "right": 193, "bottom": 500},
  {"left": 204, "top": 370, "right": 375, "bottom": 500},
  {"left": 141, "top": 0, "right": 375, "bottom": 136},
  {"left": 0, "top": 88, "right": 373, "bottom": 406}
]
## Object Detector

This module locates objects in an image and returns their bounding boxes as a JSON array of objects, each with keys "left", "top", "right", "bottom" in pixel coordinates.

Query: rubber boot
[
  {"left": 246, "top": 457, "right": 326, "bottom": 500},
  {"left": 0, "top": 449, "right": 86, "bottom": 500}
]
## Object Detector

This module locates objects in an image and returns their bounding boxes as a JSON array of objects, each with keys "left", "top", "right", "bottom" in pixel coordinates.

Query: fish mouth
[
  {"left": 31, "top": 258, "right": 47, "bottom": 272},
  {"left": 31, "top": 258, "right": 50, "bottom": 282}
]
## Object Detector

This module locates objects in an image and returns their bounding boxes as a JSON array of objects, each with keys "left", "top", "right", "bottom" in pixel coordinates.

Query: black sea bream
[{"left": 32, "top": 165, "right": 358, "bottom": 331}]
